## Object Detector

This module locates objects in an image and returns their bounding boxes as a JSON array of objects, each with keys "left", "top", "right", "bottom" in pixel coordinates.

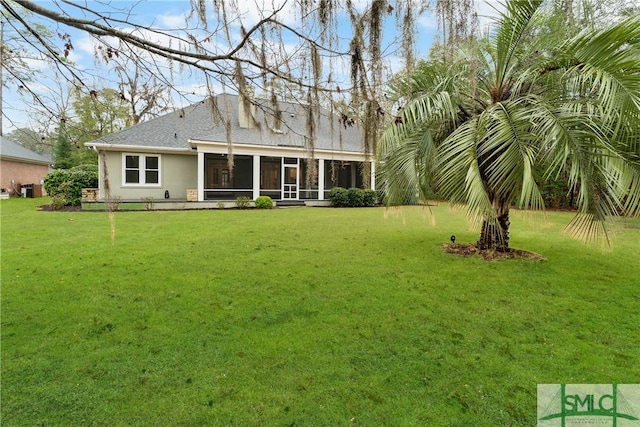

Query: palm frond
[
  {"left": 438, "top": 115, "right": 493, "bottom": 221},
  {"left": 486, "top": 100, "right": 544, "bottom": 210},
  {"left": 378, "top": 127, "right": 436, "bottom": 205},
  {"left": 562, "top": 15, "right": 640, "bottom": 117},
  {"left": 379, "top": 79, "right": 464, "bottom": 205},
  {"left": 564, "top": 212, "right": 610, "bottom": 246},
  {"left": 493, "top": 0, "right": 544, "bottom": 89}
]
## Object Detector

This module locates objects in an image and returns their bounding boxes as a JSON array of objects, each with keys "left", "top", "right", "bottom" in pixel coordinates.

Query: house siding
[
  {"left": 101, "top": 151, "right": 197, "bottom": 200},
  {"left": 0, "top": 160, "right": 50, "bottom": 196}
]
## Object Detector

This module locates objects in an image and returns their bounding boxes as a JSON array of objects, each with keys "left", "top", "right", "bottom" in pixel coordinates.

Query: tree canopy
[{"left": 1, "top": 0, "right": 484, "bottom": 159}]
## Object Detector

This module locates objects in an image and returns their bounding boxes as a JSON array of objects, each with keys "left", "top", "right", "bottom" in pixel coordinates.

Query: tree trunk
[{"left": 477, "top": 200, "right": 510, "bottom": 251}]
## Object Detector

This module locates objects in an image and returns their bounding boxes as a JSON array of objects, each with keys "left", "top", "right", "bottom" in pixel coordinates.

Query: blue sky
[{"left": 0, "top": 1, "right": 497, "bottom": 136}]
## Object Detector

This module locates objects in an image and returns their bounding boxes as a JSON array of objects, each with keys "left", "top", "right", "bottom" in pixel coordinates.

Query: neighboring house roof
[
  {"left": 85, "top": 94, "right": 367, "bottom": 154},
  {"left": 0, "top": 136, "right": 51, "bottom": 165}
]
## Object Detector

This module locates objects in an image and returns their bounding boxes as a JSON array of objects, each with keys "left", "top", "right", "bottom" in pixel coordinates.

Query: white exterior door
[{"left": 282, "top": 160, "right": 299, "bottom": 200}]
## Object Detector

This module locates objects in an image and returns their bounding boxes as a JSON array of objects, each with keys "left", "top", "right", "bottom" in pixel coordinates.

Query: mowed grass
[{"left": 1, "top": 198, "right": 638, "bottom": 426}]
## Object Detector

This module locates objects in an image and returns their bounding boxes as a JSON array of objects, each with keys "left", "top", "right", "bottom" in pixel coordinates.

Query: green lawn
[{"left": 1, "top": 198, "right": 638, "bottom": 426}]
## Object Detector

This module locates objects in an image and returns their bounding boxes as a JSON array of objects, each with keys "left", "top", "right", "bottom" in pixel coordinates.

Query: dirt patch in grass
[{"left": 443, "top": 243, "right": 546, "bottom": 261}]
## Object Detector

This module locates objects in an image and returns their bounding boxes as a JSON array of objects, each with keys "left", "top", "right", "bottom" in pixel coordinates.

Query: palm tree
[{"left": 379, "top": 0, "right": 640, "bottom": 251}]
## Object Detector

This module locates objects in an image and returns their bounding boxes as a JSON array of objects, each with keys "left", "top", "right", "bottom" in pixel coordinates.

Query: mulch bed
[
  {"left": 442, "top": 243, "right": 546, "bottom": 261},
  {"left": 38, "top": 204, "right": 83, "bottom": 212}
]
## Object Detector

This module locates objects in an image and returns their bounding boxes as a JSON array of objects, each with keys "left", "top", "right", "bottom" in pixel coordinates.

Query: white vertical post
[
  {"left": 318, "top": 159, "right": 325, "bottom": 200},
  {"left": 281, "top": 157, "right": 285, "bottom": 198},
  {"left": 370, "top": 161, "right": 376, "bottom": 190},
  {"left": 197, "top": 151, "right": 204, "bottom": 201},
  {"left": 253, "top": 155, "right": 260, "bottom": 200},
  {"left": 296, "top": 158, "right": 300, "bottom": 200}
]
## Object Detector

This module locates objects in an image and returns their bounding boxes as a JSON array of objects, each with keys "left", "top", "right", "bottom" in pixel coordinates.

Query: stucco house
[
  {"left": 0, "top": 136, "right": 52, "bottom": 197},
  {"left": 85, "top": 93, "right": 374, "bottom": 205}
]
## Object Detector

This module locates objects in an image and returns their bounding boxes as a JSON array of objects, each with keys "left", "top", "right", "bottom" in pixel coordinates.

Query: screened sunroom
[{"left": 200, "top": 152, "right": 371, "bottom": 202}]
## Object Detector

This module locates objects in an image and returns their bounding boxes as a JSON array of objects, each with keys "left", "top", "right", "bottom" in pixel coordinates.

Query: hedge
[
  {"left": 329, "top": 187, "right": 377, "bottom": 207},
  {"left": 43, "top": 165, "right": 99, "bottom": 206}
]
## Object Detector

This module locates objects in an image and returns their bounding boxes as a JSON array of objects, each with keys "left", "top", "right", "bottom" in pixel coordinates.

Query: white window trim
[{"left": 122, "top": 153, "right": 162, "bottom": 187}]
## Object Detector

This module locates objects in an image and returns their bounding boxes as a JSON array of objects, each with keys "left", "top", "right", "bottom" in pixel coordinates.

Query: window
[{"left": 123, "top": 154, "right": 160, "bottom": 185}]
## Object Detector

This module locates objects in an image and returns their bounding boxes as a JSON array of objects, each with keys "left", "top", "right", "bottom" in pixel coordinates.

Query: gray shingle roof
[
  {"left": 0, "top": 136, "right": 51, "bottom": 165},
  {"left": 85, "top": 94, "right": 367, "bottom": 154}
]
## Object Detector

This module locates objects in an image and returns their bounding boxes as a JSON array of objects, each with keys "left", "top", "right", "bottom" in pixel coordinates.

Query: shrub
[
  {"left": 43, "top": 171, "right": 66, "bottom": 196},
  {"left": 254, "top": 195, "right": 273, "bottom": 209},
  {"left": 141, "top": 197, "right": 155, "bottom": 210},
  {"left": 363, "top": 189, "right": 377, "bottom": 207},
  {"left": 105, "top": 196, "right": 121, "bottom": 212},
  {"left": 328, "top": 187, "right": 348, "bottom": 207},
  {"left": 330, "top": 187, "right": 377, "bottom": 207},
  {"left": 50, "top": 194, "right": 67, "bottom": 210},
  {"left": 347, "top": 188, "right": 364, "bottom": 207},
  {"left": 72, "top": 164, "right": 99, "bottom": 174},
  {"left": 44, "top": 165, "right": 99, "bottom": 206},
  {"left": 235, "top": 196, "right": 251, "bottom": 209}
]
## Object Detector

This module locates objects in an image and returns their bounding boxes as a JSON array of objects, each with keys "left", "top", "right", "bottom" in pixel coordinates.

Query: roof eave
[
  {"left": 0, "top": 155, "right": 52, "bottom": 165},
  {"left": 85, "top": 143, "right": 195, "bottom": 154}
]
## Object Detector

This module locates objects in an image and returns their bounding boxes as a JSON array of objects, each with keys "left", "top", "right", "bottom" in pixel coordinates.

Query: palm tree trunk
[{"left": 477, "top": 199, "right": 510, "bottom": 251}]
